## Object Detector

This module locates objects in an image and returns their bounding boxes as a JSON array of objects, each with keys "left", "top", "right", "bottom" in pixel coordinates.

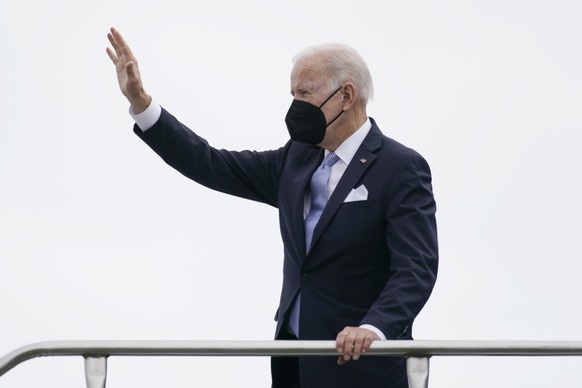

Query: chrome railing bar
[
  {"left": 3, "top": 340, "right": 582, "bottom": 388},
  {"left": 4, "top": 340, "right": 582, "bottom": 376}
]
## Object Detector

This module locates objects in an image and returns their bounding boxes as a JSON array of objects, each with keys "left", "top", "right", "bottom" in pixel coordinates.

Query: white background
[{"left": 1, "top": 0, "right": 581, "bottom": 387}]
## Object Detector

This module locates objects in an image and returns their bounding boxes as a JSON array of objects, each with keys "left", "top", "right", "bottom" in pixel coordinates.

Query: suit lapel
[{"left": 307, "top": 124, "right": 383, "bottom": 255}]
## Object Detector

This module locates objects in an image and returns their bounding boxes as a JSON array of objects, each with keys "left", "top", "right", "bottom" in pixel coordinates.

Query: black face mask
[{"left": 285, "top": 86, "right": 344, "bottom": 144}]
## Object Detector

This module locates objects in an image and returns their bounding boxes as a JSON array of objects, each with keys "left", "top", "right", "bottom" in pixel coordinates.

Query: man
[{"left": 106, "top": 27, "right": 438, "bottom": 388}]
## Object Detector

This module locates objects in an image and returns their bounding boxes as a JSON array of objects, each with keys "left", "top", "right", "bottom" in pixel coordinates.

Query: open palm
[{"left": 106, "top": 28, "right": 150, "bottom": 113}]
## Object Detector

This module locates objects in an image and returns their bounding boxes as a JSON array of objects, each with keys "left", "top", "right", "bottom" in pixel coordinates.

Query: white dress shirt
[{"left": 131, "top": 100, "right": 161, "bottom": 131}]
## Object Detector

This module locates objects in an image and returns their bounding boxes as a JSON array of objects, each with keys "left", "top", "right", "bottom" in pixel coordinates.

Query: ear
[{"left": 340, "top": 83, "right": 357, "bottom": 110}]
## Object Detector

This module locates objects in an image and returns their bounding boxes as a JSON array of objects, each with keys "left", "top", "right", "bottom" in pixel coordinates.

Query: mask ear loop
[
  {"left": 319, "top": 85, "right": 344, "bottom": 127},
  {"left": 325, "top": 109, "right": 344, "bottom": 128},
  {"left": 318, "top": 85, "right": 343, "bottom": 108}
]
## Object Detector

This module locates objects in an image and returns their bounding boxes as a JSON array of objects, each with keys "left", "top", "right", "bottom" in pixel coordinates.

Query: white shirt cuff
[
  {"left": 359, "top": 324, "right": 387, "bottom": 340},
  {"left": 130, "top": 100, "right": 162, "bottom": 132}
]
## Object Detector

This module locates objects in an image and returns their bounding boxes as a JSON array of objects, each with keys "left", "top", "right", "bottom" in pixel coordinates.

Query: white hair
[{"left": 292, "top": 43, "right": 374, "bottom": 105}]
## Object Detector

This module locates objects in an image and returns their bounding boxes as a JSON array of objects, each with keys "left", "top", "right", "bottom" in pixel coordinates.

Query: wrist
[{"left": 129, "top": 93, "right": 152, "bottom": 115}]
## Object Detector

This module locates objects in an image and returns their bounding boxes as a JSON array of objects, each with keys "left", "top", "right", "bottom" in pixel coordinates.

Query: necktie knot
[{"left": 322, "top": 152, "right": 339, "bottom": 167}]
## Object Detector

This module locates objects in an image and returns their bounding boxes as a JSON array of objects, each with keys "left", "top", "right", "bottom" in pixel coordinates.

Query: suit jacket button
[{"left": 301, "top": 273, "right": 309, "bottom": 280}]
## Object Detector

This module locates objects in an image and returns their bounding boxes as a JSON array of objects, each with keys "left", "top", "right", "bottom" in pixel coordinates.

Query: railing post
[
  {"left": 406, "top": 356, "right": 429, "bottom": 388},
  {"left": 84, "top": 356, "right": 108, "bottom": 388}
]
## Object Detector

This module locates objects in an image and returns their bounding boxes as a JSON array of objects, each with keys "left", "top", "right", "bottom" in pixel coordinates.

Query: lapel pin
[{"left": 360, "top": 158, "right": 367, "bottom": 164}]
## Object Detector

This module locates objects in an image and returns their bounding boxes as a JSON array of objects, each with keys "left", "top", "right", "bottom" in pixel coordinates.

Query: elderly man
[{"left": 107, "top": 27, "right": 438, "bottom": 388}]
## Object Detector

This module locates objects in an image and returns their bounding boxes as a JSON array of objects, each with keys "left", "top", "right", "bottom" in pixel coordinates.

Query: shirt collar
[{"left": 325, "top": 118, "right": 372, "bottom": 165}]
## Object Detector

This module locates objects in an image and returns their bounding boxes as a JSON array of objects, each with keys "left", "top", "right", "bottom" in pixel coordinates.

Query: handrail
[{"left": 3, "top": 340, "right": 582, "bottom": 388}]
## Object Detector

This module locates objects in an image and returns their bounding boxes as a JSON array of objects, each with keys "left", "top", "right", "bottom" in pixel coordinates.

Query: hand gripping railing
[{"left": 2, "top": 340, "right": 582, "bottom": 388}]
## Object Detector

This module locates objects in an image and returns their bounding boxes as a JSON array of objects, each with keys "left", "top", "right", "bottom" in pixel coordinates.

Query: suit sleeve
[
  {"left": 133, "top": 108, "right": 288, "bottom": 207},
  {"left": 361, "top": 152, "right": 438, "bottom": 339}
]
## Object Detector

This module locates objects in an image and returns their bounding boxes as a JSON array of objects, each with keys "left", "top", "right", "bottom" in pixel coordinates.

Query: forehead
[{"left": 290, "top": 57, "right": 328, "bottom": 90}]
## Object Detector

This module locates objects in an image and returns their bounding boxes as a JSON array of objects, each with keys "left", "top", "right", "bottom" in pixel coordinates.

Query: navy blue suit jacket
[{"left": 135, "top": 108, "right": 438, "bottom": 388}]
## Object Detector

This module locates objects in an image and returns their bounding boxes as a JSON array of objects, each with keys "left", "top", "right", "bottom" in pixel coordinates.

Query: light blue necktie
[
  {"left": 304, "top": 152, "right": 340, "bottom": 250},
  {"left": 289, "top": 151, "right": 340, "bottom": 336}
]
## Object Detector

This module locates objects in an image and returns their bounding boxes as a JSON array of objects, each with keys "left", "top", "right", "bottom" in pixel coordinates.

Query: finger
[
  {"left": 336, "top": 330, "right": 351, "bottom": 361},
  {"left": 111, "top": 27, "right": 134, "bottom": 58},
  {"left": 336, "top": 329, "right": 347, "bottom": 353},
  {"left": 337, "top": 327, "right": 358, "bottom": 364},
  {"left": 107, "top": 31, "right": 121, "bottom": 57},
  {"left": 342, "top": 332, "right": 355, "bottom": 361},
  {"left": 362, "top": 334, "right": 375, "bottom": 354},
  {"left": 105, "top": 47, "right": 118, "bottom": 64},
  {"left": 351, "top": 334, "right": 365, "bottom": 361}
]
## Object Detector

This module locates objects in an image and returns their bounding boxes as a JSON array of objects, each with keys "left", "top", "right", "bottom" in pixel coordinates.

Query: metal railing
[{"left": 2, "top": 340, "right": 582, "bottom": 388}]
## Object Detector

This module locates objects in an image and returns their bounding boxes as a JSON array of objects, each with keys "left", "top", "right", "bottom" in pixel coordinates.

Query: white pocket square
[{"left": 344, "top": 185, "right": 368, "bottom": 203}]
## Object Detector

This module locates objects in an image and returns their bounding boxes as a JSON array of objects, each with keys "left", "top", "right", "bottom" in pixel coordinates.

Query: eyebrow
[
  {"left": 290, "top": 88, "right": 310, "bottom": 96},
  {"left": 290, "top": 80, "right": 318, "bottom": 96}
]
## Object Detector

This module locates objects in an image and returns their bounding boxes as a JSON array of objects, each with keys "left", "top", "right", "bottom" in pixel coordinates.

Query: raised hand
[{"left": 106, "top": 27, "right": 151, "bottom": 113}]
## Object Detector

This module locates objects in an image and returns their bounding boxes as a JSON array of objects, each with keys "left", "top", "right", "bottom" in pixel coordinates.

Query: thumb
[{"left": 126, "top": 61, "right": 137, "bottom": 79}]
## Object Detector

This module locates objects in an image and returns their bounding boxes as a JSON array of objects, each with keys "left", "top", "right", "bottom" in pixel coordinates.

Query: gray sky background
[{"left": 1, "top": 0, "right": 581, "bottom": 387}]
